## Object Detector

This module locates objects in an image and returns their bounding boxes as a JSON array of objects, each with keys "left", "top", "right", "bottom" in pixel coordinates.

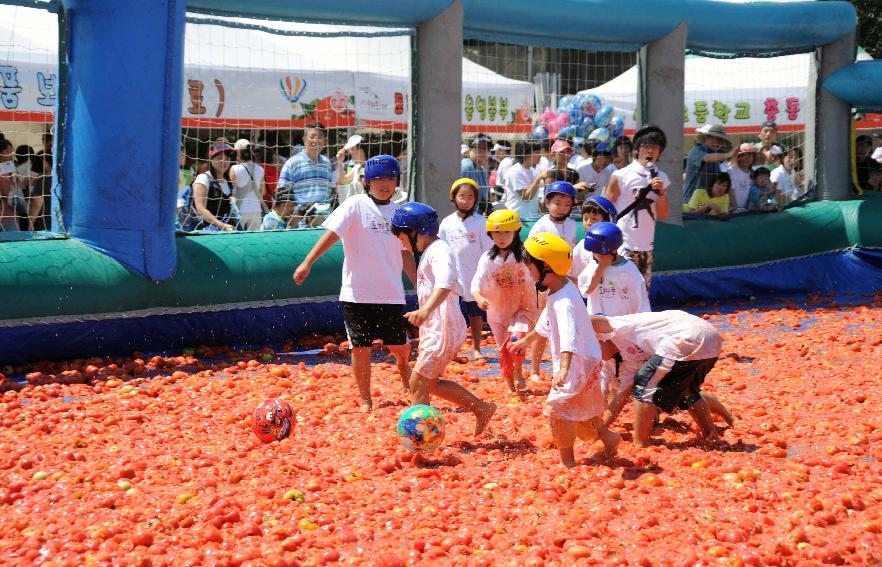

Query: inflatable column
[
  {"left": 639, "top": 22, "right": 686, "bottom": 225},
  {"left": 413, "top": 0, "right": 463, "bottom": 213},
  {"left": 59, "top": 0, "right": 186, "bottom": 280}
]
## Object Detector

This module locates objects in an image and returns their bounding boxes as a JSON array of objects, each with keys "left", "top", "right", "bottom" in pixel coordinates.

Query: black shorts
[
  {"left": 632, "top": 355, "right": 718, "bottom": 414},
  {"left": 459, "top": 299, "right": 485, "bottom": 319},
  {"left": 342, "top": 302, "right": 408, "bottom": 348}
]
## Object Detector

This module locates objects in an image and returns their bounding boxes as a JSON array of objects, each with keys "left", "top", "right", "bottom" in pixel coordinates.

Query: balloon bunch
[{"left": 533, "top": 92, "right": 626, "bottom": 152}]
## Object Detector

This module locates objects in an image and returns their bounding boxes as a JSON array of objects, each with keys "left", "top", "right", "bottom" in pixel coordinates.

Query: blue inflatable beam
[
  {"left": 60, "top": 0, "right": 185, "bottom": 280},
  {"left": 823, "top": 60, "right": 882, "bottom": 112},
  {"left": 185, "top": 0, "right": 454, "bottom": 27},
  {"left": 461, "top": 0, "right": 856, "bottom": 53}
]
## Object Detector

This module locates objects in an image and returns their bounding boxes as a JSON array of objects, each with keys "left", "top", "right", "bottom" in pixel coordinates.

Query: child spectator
[
  {"left": 547, "top": 139, "right": 580, "bottom": 185},
  {"left": 503, "top": 140, "right": 543, "bottom": 219},
  {"left": 575, "top": 143, "right": 616, "bottom": 200},
  {"left": 293, "top": 155, "right": 416, "bottom": 412},
  {"left": 591, "top": 310, "right": 734, "bottom": 447},
  {"left": 192, "top": 142, "right": 237, "bottom": 232},
  {"left": 260, "top": 187, "right": 296, "bottom": 230},
  {"left": 392, "top": 202, "right": 497, "bottom": 436},
  {"left": 754, "top": 121, "right": 781, "bottom": 166},
  {"left": 471, "top": 210, "right": 537, "bottom": 391},
  {"left": 611, "top": 136, "right": 632, "bottom": 170},
  {"left": 771, "top": 147, "right": 804, "bottom": 205},
  {"left": 438, "top": 178, "right": 494, "bottom": 360},
  {"left": 683, "top": 172, "right": 732, "bottom": 218},
  {"left": 747, "top": 167, "right": 777, "bottom": 212},
  {"left": 512, "top": 232, "right": 621, "bottom": 468},
  {"left": 604, "top": 125, "right": 670, "bottom": 289},
  {"left": 569, "top": 195, "right": 618, "bottom": 284},
  {"left": 230, "top": 139, "right": 268, "bottom": 231},
  {"left": 727, "top": 143, "right": 756, "bottom": 212}
]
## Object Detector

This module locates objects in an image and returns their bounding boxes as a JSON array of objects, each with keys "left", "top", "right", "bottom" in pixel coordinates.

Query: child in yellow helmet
[
  {"left": 512, "top": 232, "right": 621, "bottom": 468},
  {"left": 471, "top": 210, "right": 538, "bottom": 391}
]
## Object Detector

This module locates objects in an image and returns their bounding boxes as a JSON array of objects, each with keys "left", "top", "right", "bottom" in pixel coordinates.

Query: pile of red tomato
[{"left": 0, "top": 294, "right": 880, "bottom": 565}]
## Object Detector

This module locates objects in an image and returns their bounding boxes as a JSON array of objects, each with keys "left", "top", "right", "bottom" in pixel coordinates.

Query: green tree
[{"left": 852, "top": 0, "right": 882, "bottom": 58}]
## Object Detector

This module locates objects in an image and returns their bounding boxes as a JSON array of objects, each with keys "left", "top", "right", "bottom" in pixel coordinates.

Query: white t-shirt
[
  {"left": 576, "top": 162, "right": 616, "bottom": 195},
  {"left": 194, "top": 172, "right": 232, "bottom": 196},
  {"left": 438, "top": 212, "right": 493, "bottom": 303},
  {"left": 728, "top": 166, "right": 752, "bottom": 210},
  {"left": 771, "top": 167, "right": 801, "bottom": 200},
  {"left": 230, "top": 162, "right": 265, "bottom": 214},
  {"left": 568, "top": 239, "right": 595, "bottom": 280},
  {"left": 496, "top": 156, "right": 514, "bottom": 185},
  {"left": 471, "top": 250, "right": 536, "bottom": 325},
  {"left": 579, "top": 258, "right": 651, "bottom": 316},
  {"left": 610, "top": 161, "right": 671, "bottom": 252},
  {"left": 569, "top": 154, "right": 587, "bottom": 169},
  {"left": 527, "top": 215, "right": 578, "bottom": 248},
  {"left": 871, "top": 146, "right": 882, "bottom": 162},
  {"left": 503, "top": 162, "right": 539, "bottom": 219},
  {"left": 535, "top": 281, "right": 605, "bottom": 421},
  {"left": 417, "top": 239, "right": 466, "bottom": 339},
  {"left": 322, "top": 194, "right": 404, "bottom": 304},
  {"left": 607, "top": 310, "right": 722, "bottom": 362},
  {"left": 534, "top": 155, "right": 550, "bottom": 175}
]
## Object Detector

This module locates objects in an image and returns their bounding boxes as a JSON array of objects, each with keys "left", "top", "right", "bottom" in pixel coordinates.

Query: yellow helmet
[
  {"left": 524, "top": 232, "right": 573, "bottom": 275},
  {"left": 486, "top": 209, "right": 522, "bottom": 232},
  {"left": 449, "top": 178, "right": 480, "bottom": 201}
]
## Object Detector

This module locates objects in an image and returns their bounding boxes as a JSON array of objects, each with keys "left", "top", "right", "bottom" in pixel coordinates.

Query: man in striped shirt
[{"left": 278, "top": 122, "right": 333, "bottom": 227}]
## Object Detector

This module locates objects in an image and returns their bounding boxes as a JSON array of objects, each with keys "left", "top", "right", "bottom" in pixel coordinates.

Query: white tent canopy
[
  {"left": 0, "top": 6, "right": 533, "bottom": 133},
  {"left": 585, "top": 50, "right": 874, "bottom": 133}
]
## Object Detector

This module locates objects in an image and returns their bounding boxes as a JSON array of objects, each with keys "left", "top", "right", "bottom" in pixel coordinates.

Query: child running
[
  {"left": 512, "top": 232, "right": 621, "bottom": 468},
  {"left": 438, "top": 178, "right": 493, "bottom": 360},
  {"left": 293, "top": 155, "right": 415, "bottom": 412},
  {"left": 526, "top": 181, "right": 579, "bottom": 382},
  {"left": 591, "top": 311, "right": 735, "bottom": 447},
  {"left": 471, "top": 210, "right": 537, "bottom": 392},
  {"left": 392, "top": 202, "right": 497, "bottom": 436}
]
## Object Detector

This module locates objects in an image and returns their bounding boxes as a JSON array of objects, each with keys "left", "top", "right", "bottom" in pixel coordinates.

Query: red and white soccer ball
[{"left": 251, "top": 399, "right": 295, "bottom": 443}]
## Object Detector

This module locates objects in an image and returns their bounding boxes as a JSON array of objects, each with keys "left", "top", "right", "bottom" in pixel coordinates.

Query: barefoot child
[
  {"left": 438, "top": 178, "right": 493, "bottom": 359},
  {"left": 591, "top": 311, "right": 734, "bottom": 447},
  {"left": 512, "top": 232, "right": 621, "bottom": 468},
  {"left": 526, "top": 181, "right": 579, "bottom": 382},
  {"left": 293, "top": 155, "right": 415, "bottom": 412},
  {"left": 392, "top": 202, "right": 497, "bottom": 436},
  {"left": 471, "top": 210, "right": 537, "bottom": 391}
]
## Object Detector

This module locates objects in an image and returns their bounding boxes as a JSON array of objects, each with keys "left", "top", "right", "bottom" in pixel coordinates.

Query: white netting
[
  {"left": 179, "top": 15, "right": 412, "bottom": 231},
  {"left": 0, "top": 4, "right": 57, "bottom": 233},
  {"left": 462, "top": 40, "right": 636, "bottom": 215}
]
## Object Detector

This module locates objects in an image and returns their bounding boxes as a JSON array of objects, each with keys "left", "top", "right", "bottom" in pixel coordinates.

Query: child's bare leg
[
  {"left": 603, "top": 384, "right": 634, "bottom": 427},
  {"left": 428, "top": 378, "right": 496, "bottom": 436},
  {"left": 598, "top": 424, "right": 622, "bottom": 459},
  {"left": 701, "top": 392, "right": 734, "bottom": 426},
  {"left": 512, "top": 363, "right": 526, "bottom": 391},
  {"left": 530, "top": 338, "right": 547, "bottom": 378},
  {"left": 469, "top": 315, "right": 484, "bottom": 357},
  {"left": 558, "top": 447, "right": 577, "bottom": 468},
  {"left": 351, "top": 347, "right": 373, "bottom": 412},
  {"left": 687, "top": 398, "right": 721, "bottom": 443},
  {"left": 388, "top": 344, "right": 412, "bottom": 395},
  {"left": 632, "top": 401, "right": 658, "bottom": 447}
]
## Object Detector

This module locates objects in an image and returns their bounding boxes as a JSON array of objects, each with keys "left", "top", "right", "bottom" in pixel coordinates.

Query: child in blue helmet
[
  {"left": 569, "top": 195, "right": 618, "bottom": 283},
  {"left": 392, "top": 202, "right": 497, "bottom": 437},
  {"left": 293, "top": 155, "right": 416, "bottom": 412}
]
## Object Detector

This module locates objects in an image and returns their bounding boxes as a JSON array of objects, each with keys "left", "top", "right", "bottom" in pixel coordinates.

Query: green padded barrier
[{"left": 1, "top": 196, "right": 881, "bottom": 322}]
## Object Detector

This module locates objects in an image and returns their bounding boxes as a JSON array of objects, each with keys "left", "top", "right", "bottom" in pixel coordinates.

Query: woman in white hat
[
  {"left": 335, "top": 135, "right": 367, "bottom": 204},
  {"left": 229, "top": 139, "right": 268, "bottom": 231},
  {"left": 684, "top": 124, "right": 734, "bottom": 202}
]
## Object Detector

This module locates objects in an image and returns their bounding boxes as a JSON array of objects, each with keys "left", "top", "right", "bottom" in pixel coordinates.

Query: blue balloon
[
  {"left": 532, "top": 124, "right": 549, "bottom": 140},
  {"left": 557, "top": 126, "right": 577, "bottom": 138},
  {"left": 610, "top": 115, "right": 625, "bottom": 138},
  {"left": 588, "top": 127, "right": 610, "bottom": 142},
  {"left": 558, "top": 96, "right": 572, "bottom": 112},
  {"left": 596, "top": 141, "right": 611, "bottom": 152},
  {"left": 585, "top": 94, "right": 603, "bottom": 115},
  {"left": 580, "top": 116, "right": 595, "bottom": 130},
  {"left": 568, "top": 108, "right": 583, "bottom": 125},
  {"left": 595, "top": 104, "right": 614, "bottom": 128}
]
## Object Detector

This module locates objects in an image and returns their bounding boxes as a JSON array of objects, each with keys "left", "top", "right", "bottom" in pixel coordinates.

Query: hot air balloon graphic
[{"left": 280, "top": 75, "right": 308, "bottom": 117}]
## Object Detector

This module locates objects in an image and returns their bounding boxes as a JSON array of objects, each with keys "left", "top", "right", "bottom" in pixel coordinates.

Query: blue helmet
[
  {"left": 584, "top": 195, "right": 618, "bottom": 223},
  {"left": 584, "top": 222, "right": 623, "bottom": 255},
  {"left": 545, "top": 181, "right": 577, "bottom": 201},
  {"left": 364, "top": 154, "right": 401, "bottom": 182},
  {"left": 391, "top": 202, "right": 439, "bottom": 236}
]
